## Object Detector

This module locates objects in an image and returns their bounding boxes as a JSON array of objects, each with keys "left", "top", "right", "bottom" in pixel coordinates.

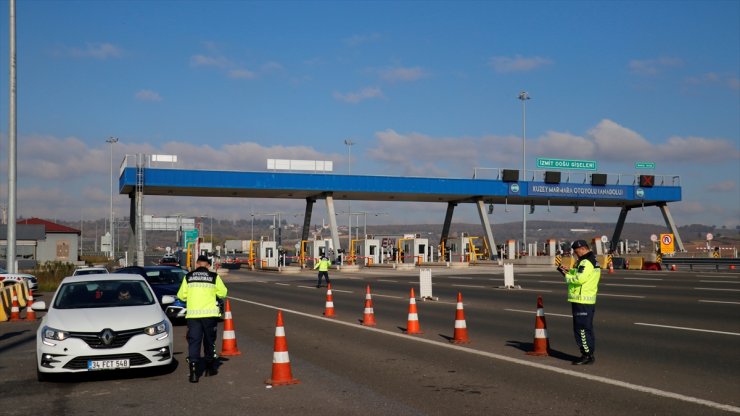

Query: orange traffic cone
[
  {"left": 670, "top": 264, "right": 677, "bottom": 271},
  {"left": 323, "top": 283, "right": 336, "bottom": 317},
  {"left": 526, "top": 296, "right": 550, "bottom": 356},
  {"left": 25, "top": 282, "right": 36, "bottom": 321},
  {"left": 730, "top": 265, "right": 736, "bottom": 270},
  {"left": 220, "top": 299, "right": 241, "bottom": 356},
  {"left": 266, "top": 310, "right": 299, "bottom": 386},
  {"left": 404, "top": 287, "right": 423, "bottom": 335},
  {"left": 9, "top": 285, "right": 21, "bottom": 321},
  {"left": 451, "top": 292, "right": 470, "bottom": 344},
  {"left": 608, "top": 261, "right": 615, "bottom": 274},
  {"left": 362, "top": 285, "right": 376, "bottom": 326}
]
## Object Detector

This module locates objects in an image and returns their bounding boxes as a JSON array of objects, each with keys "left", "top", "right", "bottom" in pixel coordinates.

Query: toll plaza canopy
[{"left": 118, "top": 163, "right": 684, "bottom": 259}]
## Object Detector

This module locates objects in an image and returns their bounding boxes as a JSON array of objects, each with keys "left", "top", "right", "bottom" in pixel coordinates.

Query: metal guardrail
[{"left": 660, "top": 257, "right": 738, "bottom": 271}]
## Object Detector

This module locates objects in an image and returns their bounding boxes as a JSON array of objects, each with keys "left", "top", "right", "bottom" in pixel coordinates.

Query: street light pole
[
  {"left": 344, "top": 139, "right": 355, "bottom": 255},
  {"left": 106, "top": 137, "right": 119, "bottom": 259},
  {"left": 518, "top": 92, "right": 530, "bottom": 256}
]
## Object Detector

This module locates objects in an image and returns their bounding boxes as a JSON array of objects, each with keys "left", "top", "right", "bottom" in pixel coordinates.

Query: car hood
[
  {"left": 45, "top": 305, "right": 167, "bottom": 332},
  {"left": 150, "top": 284, "right": 180, "bottom": 298}
]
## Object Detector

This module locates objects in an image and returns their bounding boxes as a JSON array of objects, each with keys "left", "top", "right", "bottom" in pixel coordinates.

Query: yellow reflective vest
[
  {"left": 177, "top": 267, "right": 228, "bottom": 318},
  {"left": 314, "top": 258, "right": 331, "bottom": 272},
  {"left": 565, "top": 252, "right": 600, "bottom": 304}
]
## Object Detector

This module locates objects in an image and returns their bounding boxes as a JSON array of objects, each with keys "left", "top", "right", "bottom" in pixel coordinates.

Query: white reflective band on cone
[
  {"left": 408, "top": 313, "right": 418, "bottom": 320},
  {"left": 223, "top": 330, "right": 235, "bottom": 340},
  {"left": 365, "top": 294, "right": 372, "bottom": 300},
  {"left": 325, "top": 301, "right": 334, "bottom": 307},
  {"left": 535, "top": 328, "right": 548, "bottom": 338},
  {"left": 224, "top": 311, "right": 232, "bottom": 319},
  {"left": 455, "top": 320, "right": 467, "bottom": 328},
  {"left": 457, "top": 303, "right": 463, "bottom": 309},
  {"left": 275, "top": 327, "right": 285, "bottom": 337},
  {"left": 364, "top": 307, "right": 374, "bottom": 313},
  {"left": 536, "top": 308, "right": 545, "bottom": 316},
  {"left": 409, "top": 298, "right": 416, "bottom": 304},
  {"left": 272, "top": 351, "right": 290, "bottom": 364}
]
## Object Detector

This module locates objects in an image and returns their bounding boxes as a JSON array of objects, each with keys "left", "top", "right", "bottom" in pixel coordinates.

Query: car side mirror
[
  {"left": 32, "top": 301, "right": 47, "bottom": 311},
  {"left": 160, "top": 295, "right": 176, "bottom": 305}
]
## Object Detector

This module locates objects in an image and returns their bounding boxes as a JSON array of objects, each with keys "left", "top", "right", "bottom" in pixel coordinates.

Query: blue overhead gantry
[{"left": 118, "top": 155, "right": 683, "bottom": 265}]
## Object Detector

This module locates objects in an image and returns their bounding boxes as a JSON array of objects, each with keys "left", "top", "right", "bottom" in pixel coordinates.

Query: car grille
[
  {"left": 63, "top": 353, "right": 151, "bottom": 370},
  {"left": 68, "top": 328, "right": 146, "bottom": 349}
]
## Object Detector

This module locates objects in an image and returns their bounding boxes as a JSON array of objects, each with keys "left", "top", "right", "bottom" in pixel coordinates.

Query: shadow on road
[{"left": 505, "top": 340, "right": 580, "bottom": 362}]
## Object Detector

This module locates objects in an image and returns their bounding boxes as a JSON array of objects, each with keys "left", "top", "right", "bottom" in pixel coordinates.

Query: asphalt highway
[{"left": 1, "top": 264, "right": 738, "bottom": 415}]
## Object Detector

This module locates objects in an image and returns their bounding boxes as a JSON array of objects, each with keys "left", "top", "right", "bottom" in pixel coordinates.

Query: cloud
[
  {"left": 332, "top": 87, "right": 384, "bottom": 104},
  {"left": 135, "top": 89, "right": 163, "bottom": 101},
  {"left": 628, "top": 56, "right": 683, "bottom": 75},
  {"left": 57, "top": 42, "right": 122, "bottom": 59},
  {"left": 683, "top": 72, "right": 740, "bottom": 92},
  {"left": 487, "top": 55, "right": 552, "bottom": 73},
  {"left": 707, "top": 180, "right": 736, "bottom": 192},
  {"left": 343, "top": 33, "right": 381, "bottom": 47},
  {"left": 190, "top": 54, "right": 231, "bottom": 68},
  {"left": 378, "top": 66, "right": 428, "bottom": 82},
  {"left": 228, "top": 69, "right": 257, "bottom": 79}
]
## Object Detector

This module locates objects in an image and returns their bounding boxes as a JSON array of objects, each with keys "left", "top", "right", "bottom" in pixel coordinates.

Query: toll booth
[
  {"left": 545, "top": 239, "right": 558, "bottom": 257},
  {"left": 400, "top": 238, "right": 429, "bottom": 264},
  {"left": 353, "top": 238, "right": 380, "bottom": 266},
  {"left": 591, "top": 238, "right": 607, "bottom": 256},
  {"left": 257, "top": 240, "right": 278, "bottom": 268},
  {"left": 304, "top": 238, "right": 333, "bottom": 267},
  {"left": 447, "top": 235, "right": 476, "bottom": 262},
  {"left": 506, "top": 240, "right": 516, "bottom": 260}
]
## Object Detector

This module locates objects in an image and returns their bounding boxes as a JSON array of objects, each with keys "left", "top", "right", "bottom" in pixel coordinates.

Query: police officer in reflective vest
[
  {"left": 314, "top": 255, "right": 332, "bottom": 288},
  {"left": 558, "top": 240, "right": 601, "bottom": 365},
  {"left": 177, "top": 255, "right": 228, "bottom": 382}
]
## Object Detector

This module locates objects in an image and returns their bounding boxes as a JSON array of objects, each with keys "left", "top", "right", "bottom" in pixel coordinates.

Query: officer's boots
[
  {"left": 205, "top": 360, "right": 218, "bottom": 377},
  {"left": 189, "top": 361, "right": 200, "bottom": 383},
  {"left": 573, "top": 354, "right": 595, "bottom": 365}
]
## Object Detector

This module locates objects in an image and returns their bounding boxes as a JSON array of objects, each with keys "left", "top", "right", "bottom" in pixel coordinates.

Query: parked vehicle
[
  {"left": 33, "top": 273, "right": 174, "bottom": 381},
  {"left": 0, "top": 267, "right": 38, "bottom": 291},
  {"left": 72, "top": 267, "right": 109, "bottom": 276}
]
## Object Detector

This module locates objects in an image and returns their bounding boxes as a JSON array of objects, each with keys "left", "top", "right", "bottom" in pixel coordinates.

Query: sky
[{"left": 0, "top": 0, "right": 738, "bottom": 234}]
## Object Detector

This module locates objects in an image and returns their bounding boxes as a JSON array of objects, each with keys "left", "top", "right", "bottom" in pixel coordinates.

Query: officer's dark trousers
[
  {"left": 317, "top": 271, "right": 330, "bottom": 286},
  {"left": 187, "top": 317, "right": 219, "bottom": 363},
  {"left": 571, "top": 303, "right": 596, "bottom": 355}
]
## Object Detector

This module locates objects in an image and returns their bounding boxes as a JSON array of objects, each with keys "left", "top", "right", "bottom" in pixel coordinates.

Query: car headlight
[
  {"left": 42, "top": 326, "right": 69, "bottom": 341},
  {"left": 144, "top": 320, "right": 168, "bottom": 336}
]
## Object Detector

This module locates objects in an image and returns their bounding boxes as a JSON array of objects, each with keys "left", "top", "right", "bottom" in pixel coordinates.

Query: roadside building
[{"left": 0, "top": 217, "right": 80, "bottom": 269}]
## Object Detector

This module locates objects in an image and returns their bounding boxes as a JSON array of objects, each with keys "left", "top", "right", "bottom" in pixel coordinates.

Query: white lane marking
[
  {"left": 697, "top": 274, "right": 739, "bottom": 278},
  {"left": 229, "top": 296, "right": 740, "bottom": 414},
  {"left": 598, "top": 293, "right": 645, "bottom": 298},
  {"left": 695, "top": 287, "right": 740, "bottom": 292},
  {"left": 274, "top": 283, "right": 290, "bottom": 286},
  {"left": 537, "top": 280, "right": 562, "bottom": 284},
  {"left": 371, "top": 293, "right": 404, "bottom": 299},
  {"left": 447, "top": 276, "right": 473, "bottom": 280},
  {"left": 377, "top": 279, "right": 398, "bottom": 283},
  {"left": 505, "top": 308, "right": 570, "bottom": 318},
  {"left": 489, "top": 278, "right": 503, "bottom": 281},
  {"left": 451, "top": 284, "right": 486, "bottom": 288},
  {"left": 699, "top": 300, "right": 740, "bottom": 305},
  {"left": 507, "top": 288, "right": 554, "bottom": 293},
  {"left": 298, "top": 285, "right": 317, "bottom": 289},
  {"left": 635, "top": 322, "right": 740, "bottom": 336},
  {"left": 623, "top": 277, "right": 663, "bottom": 281},
  {"left": 604, "top": 283, "right": 656, "bottom": 288},
  {"left": 332, "top": 289, "right": 354, "bottom": 294},
  {"left": 700, "top": 280, "right": 740, "bottom": 284}
]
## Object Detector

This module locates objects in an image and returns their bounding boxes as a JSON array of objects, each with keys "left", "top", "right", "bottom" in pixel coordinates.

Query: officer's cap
[
  {"left": 196, "top": 255, "right": 212, "bottom": 264},
  {"left": 571, "top": 240, "right": 589, "bottom": 250}
]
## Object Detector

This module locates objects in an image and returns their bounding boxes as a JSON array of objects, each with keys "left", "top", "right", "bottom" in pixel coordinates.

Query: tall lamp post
[
  {"left": 518, "top": 91, "right": 530, "bottom": 256},
  {"left": 106, "top": 137, "right": 119, "bottom": 259},
  {"left": 344, "top": 139, "right": 355, "bottom": 257}
]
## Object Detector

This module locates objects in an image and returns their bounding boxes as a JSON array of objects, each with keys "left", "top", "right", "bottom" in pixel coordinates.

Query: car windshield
[
  {"left": 73, "top": 269, "right": 108, "bottom": 276},
  {"left": 53, "top": 280, "right": 155, "bottom": 309},
  {"left": 145, "top": 269, "right": 185, "bottom": 285}
]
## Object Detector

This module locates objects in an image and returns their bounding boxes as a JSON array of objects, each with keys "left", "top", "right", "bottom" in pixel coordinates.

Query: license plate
[{"left": 87, "top": 359, "right": 130, "bottom": 370}]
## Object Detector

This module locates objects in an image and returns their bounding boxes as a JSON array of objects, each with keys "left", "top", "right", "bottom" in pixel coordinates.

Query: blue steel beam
[{"left": 119, "top": 167, "right": 681, "bottom": 208}]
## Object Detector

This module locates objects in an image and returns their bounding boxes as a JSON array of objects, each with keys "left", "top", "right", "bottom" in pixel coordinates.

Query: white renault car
[{"left": 33, "top": 273, "right": 174, "bottom": 381}]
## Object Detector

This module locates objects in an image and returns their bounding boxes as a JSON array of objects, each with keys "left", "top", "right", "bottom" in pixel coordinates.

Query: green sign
[
  {"left": 634, "top": 162, "right": 656, "bottom": 169},
  {"left": 536, "top": 158, "right": 597, "bottom": 171},
  {"left": 183, "top": 229, "right": 199, "bottom": 246}
]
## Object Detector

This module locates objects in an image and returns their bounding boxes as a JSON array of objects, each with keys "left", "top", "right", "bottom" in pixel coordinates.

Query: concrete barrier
[{"left": 627, "top": 256, "right": 644, "bottom": 270}]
